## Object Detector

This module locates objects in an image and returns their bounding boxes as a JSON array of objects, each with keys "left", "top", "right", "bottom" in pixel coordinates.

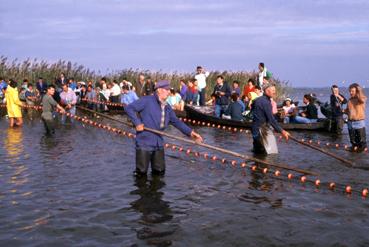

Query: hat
[
  {"left": 285, "top": 97, "right": 292, "bottom": 102},
  {"left": 0, "top": 82, "right": 7, "bottom": 90},
  {"left": 155, "top": 80, "right": 170, "bottom": 90},
  {"left": 262, "top": 82, "right": 274, "bottom": 91},
  {"left": 78, "top": 81, "right": 86, "bottom": 85}
]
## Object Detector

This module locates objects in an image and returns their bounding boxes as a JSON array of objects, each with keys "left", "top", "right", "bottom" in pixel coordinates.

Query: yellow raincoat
[{"left": 5, "top": 86, "right": 23, "bottom": 118}]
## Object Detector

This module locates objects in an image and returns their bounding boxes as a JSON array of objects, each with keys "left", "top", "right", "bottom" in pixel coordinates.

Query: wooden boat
[{"left": 184, "top": 105, "right": 329, "bottom": 131}]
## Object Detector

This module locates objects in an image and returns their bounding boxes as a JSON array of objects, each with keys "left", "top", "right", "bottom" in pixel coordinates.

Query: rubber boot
[
  {"left": 348, "top": 127, "right": 358, "bottom": 151},
  {"left": 358, "top": 127, "right": 367, "bottom": 152}
]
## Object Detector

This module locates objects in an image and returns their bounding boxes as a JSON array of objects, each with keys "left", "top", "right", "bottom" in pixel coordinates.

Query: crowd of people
[{"left": 0, "top": 62, "right": 367, "bottom": 154}]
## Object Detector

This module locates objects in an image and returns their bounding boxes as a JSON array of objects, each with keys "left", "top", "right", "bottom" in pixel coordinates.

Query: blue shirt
[
  {"left": 121, "top": 91, "right": 139, "bottom": 105},
  {"left": 225, "top": 101, "right": 244, "bottom": 121},
  {"left": 251, "top": 94, "right": 283, "bottom": 136},
  {"left": 125, "top": 93, "right": 193, "bottom": 151}
]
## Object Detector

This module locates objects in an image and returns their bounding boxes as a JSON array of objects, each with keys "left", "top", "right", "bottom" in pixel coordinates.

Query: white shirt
[
  {"left": 195, "top": 71, "right": 210, "bottom": 90},
  {"left": 258, "top": 67, "right": 267, "bottom": 87},
  {"left": 111, "top": 84, "right": 121, "bottom": 96}
]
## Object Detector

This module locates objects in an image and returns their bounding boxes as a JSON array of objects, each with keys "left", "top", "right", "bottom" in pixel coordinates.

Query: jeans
[
  {"left": 199, "top": 88, "right": 206, "bottom": 106},
  {"left": 293, "top": 116, "right": 318, "bottom": 124},
  {"left": 61, "top": 106, "right": 76, "bottom": 124},
  {"left": 215, "top": 104, "right": 228, "bottom": 118}
]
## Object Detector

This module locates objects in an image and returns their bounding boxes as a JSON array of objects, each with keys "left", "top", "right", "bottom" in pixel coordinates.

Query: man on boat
[
  {"left": 251, "top": 82, "right": 290, "bottom": 155},
  {"left": 125, "top": 80, "right": 203, "bottom": 177},
  {"left": 212, "top": 75, "right": 231, "bottom": 118},
  {"left": 195, "top": 66, "right": 209, "bottom": 106}
]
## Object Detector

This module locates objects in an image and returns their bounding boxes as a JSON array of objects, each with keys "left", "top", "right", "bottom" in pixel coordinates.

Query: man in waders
[
  {"left": 125, "top": 80, "right": 203, "bottom": 177},
  {"left": 251, "top": 83, "right": 290, "bottom": 155},
  {"left": 41, "top": 85, "right": 65, "bottom": 135}
]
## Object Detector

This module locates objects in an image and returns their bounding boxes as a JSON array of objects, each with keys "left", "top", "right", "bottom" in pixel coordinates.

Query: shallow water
[{"left": 1, "top": 89, "right": 369, "bottom": 246}]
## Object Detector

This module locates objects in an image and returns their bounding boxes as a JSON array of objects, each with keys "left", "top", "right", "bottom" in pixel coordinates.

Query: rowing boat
[{"left": 184, "top": 105, "right": 329, "bottom": 131}]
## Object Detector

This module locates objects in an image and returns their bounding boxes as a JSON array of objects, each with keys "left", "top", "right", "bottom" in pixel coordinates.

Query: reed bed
[{"left": 0, "top": 56, "right": 290, "bottom": 101}]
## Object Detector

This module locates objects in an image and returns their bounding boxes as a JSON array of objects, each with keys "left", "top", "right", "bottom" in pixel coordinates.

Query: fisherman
[
  {"left": 41, "top": 85, "right": 65, "bottom": 135},
  {"left": 125, "top": 80, "right": 203, "bottom": 177},
  {"left": 251, "top": 82, "right": 290, "bottom": 155},
  {"left": 330, "top": 85, "right": 347, "bottom": 135},
  {"left": 345, "top": 83, "right": 367, "bottom": 152}
]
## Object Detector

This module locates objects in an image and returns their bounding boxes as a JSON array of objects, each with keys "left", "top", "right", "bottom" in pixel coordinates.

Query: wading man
[
  {"left": 125, "top": 80, "right": 203, "bottom": 176},
  {"left": 251, "top": 83, "right": 290, "bottom": 155},
  {"left": 41, "top": 85, "right": 65, "bottom": 135}
]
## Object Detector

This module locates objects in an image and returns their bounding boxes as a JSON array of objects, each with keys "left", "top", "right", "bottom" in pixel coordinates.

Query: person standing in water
[
  {"left": 125, "top": 80, "right": 203, "bottom": 177},
  {"left": 4, "top": 79, "right": 24, "bottom": 127},
  {"left": 41, "top": 85, "right": 65, "bottom": 135},
  {"left": 345, "top": 83, "right": 367, "bottom": 152},
  {"left": 251, "top": 83, "right": 290, "bottom": 155}
]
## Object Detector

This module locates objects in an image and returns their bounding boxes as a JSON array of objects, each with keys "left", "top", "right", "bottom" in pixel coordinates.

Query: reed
[{"left": 0, "top": 56, "right": 290, "bottom": 101}]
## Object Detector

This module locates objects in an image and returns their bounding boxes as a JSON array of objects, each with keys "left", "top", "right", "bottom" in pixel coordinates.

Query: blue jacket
[
  {"left": 121, "top": 91, "right": 139, "bottom": 105},
  {"left": 251, "top": 94, "right": 283, "bottom": 136},
  {"left": 225, "top": 101, "right": 244, "bottom": 121},
  {"left": 125, "top": 94, "right": 193, "bottom": 150},
  {"left": 212, "top": 82, "right": 231, "bottom": 105}
]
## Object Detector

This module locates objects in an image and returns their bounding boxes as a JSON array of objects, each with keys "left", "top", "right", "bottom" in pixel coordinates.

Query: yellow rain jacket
[{"left": 5, "top": 86, "right": 23, "bottom": 118}]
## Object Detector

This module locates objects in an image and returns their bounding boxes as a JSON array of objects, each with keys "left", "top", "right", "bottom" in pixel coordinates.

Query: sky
[{"left": 0, "top": 0, "right": 368, "bottom": 87}]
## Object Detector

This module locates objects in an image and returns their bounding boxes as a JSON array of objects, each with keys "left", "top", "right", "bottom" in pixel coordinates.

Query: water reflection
[
  {"left": 130, "top": 176, "right": 175, "bottom": 245},
  {"left": 130, "top": 176, "right": 172, "bottom": 224},
  {"left": 4, "top": 127, "right": 24, "bottom": 159}
]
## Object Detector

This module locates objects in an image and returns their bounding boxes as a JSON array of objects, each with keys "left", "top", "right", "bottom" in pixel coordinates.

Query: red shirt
[{"left": 243, "top": 85, "right": 255, "bottom": 97}]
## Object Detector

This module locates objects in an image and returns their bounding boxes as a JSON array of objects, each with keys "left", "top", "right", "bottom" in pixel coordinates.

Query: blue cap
[
  {"left": 155, "top": 80, "right": 170, "bottom": 90},
  {"left": 0, "top": 82, "right": 7, "bottom": 90}
]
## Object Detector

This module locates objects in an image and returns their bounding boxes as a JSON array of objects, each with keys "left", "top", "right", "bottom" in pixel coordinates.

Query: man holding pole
[
  {"left": 125, "top": 80, "right": 203, "bottom": 177},
  {"left": 251, "top": 82, "right": 290, "bottom": 155}
]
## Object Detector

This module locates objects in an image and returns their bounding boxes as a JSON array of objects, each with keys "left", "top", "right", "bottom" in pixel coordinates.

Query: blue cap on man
[{"left": 155, "top": 80, "right": 171, "bottom": 90}]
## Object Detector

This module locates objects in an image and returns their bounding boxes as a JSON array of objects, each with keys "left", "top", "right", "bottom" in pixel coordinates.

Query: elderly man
[
  {"left": 251, "top": 83, "right": 290, "bottom": 155},
  {"left": 125, "top": 80, "right": 203, "bottom": 176}
]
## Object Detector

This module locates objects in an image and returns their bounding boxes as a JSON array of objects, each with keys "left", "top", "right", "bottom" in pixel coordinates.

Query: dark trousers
[
  {"left": 136, "top": 149, "right": 165, "bottom": 175},
  {"left": 199, "top": 88, "right": 206, "bottom": 106},
  {"left": 252, "top": 133, "right": 267, "bottom": 155},
  {"left": 42, "top": 118, "right": 55, "bottom": 135},
  {"left": 332, "top": 116, "right": 344, "bottom": 134},
  {"left": 349, "top": 127, "right": 367, "bottom": 150}
]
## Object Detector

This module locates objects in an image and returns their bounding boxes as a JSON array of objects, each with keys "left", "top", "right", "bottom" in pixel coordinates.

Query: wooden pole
[
  {"left": 77, "top": 106, "right": 318, "bottom": 176},
  {"left": 289, "top": 136, "right": 353, "bottom": 167}
]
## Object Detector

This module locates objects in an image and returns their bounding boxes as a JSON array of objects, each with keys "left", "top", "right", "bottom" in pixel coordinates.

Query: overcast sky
[{"left": 0, "top": 0, "right": 368, "bottom": 87}]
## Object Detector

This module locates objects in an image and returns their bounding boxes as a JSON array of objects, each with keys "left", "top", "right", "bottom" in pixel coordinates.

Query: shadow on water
[{"left": 130, "top": 175, "right": 176, "bottom": 246}]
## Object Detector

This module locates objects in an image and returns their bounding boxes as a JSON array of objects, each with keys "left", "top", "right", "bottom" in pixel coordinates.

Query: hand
[
  {"left": 191, "top": 131, "right": 203, "bottom": 143},
  {"left": 60, "top": 108, "right": 66, "bottom": 114},
  {"left": 136, "top": 124, "right": 144, "bottom": 132},
  {"left": 281, "top": 130, "right": 290, "bottom": 141},
  {"left": 219, "top": 92, "right": 225, "bottom": 96}
]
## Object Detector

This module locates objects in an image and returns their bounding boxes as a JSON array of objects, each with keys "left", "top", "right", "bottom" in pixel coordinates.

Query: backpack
[{"left": 266, "top": 71, "right": 273, "bottom": 79}]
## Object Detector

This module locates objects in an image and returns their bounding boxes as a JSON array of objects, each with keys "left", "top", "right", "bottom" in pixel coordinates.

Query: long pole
[
  {"left": 289, "top": 136, "right": 353, "bottom": 167},
  {"left": 77, "top": 106, "right": 318, "bottom": 176}
]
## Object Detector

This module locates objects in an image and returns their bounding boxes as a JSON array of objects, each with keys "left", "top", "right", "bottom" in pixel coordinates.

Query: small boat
[{"left": 184, "top": 105, "right": 330, "bottom": 131}]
